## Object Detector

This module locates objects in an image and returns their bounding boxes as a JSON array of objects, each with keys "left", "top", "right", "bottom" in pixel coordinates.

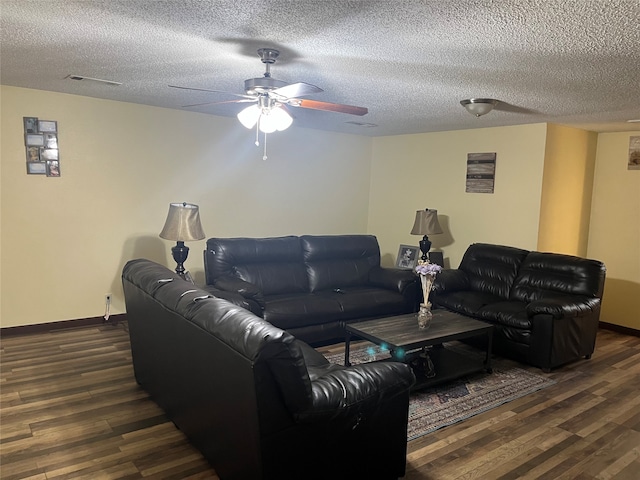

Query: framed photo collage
[{"left": 24, "top": 116, "right": 60, "bottom": 177}]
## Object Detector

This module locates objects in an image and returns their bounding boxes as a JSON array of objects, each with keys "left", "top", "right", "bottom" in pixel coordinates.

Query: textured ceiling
[{"left": 1, "top": 0, "right": 639, "bottom": 136}]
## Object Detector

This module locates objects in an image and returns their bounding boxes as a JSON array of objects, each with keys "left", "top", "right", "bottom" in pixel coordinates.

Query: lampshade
[
  {"left": 237, "top": 103, "right": 293, "bottom": 133},
  {"left": 460, "top": 98, "right": 498, "bottom": 117},
  {"left": 237, "top": 104, "right": 261, "bottom": 129},
  {"left": 159, "top": 202, "right": 205, "bottom": 242},
  {"left": 410, "top": 209, "right": 443, "bottom": 236}
]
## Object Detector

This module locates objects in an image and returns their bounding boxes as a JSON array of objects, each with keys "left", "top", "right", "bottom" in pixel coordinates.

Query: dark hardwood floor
[{"left": 1, "top": 323, "right": 639, "bottom": 479}]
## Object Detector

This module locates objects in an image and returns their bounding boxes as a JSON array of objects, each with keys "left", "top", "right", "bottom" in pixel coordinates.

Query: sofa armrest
[
  {"left": 527, "top": 295, "right": 601, "bottom": 319},
  {"left": 432, "top": 269, "right": 469, "bottom": 295},
  {"left": 295, "top": 361, "right": 415, "bottom": 423},
  {"left": 214, "top": 274, "right": 265, "bottom": 309},
  {"left": 369, "top": 266, "right": 417, "bottom": 293}
]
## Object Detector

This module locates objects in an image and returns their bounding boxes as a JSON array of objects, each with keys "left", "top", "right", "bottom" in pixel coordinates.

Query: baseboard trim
[
  {"left": 1, "top": 314, "right": 127, "bottom": 337},
  {"left": 599, "top": 321, "right": 640, "bottom": 337}
]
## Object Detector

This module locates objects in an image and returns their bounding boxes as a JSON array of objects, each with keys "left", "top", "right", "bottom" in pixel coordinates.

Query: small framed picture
[
  {"left": 38, "top": 120, "right": 57, "bottom": 133},
  {"left": 395, "top": 244, "right": 420, "bottom": 269},
  {"left": 44, "top": 133, "right": 58, "bottom": 149},
  {"left": 26, "top": 146, "right": 41, "bottom": 162},
  {"left": 27, "top": 162, "right": 47, "bottom": 175},
  {"left": 25, "top": 133, "right": 45, "bottom": 146},
  {"left": 46, "top": 160, "right": 60, "bottom": 177},
  {"left": 40, "top": 148, "right": 59, "bottom": 160},
  {"left": 23, "top": 117, "right": 39, "bottom": 134},
  {"left": 428, "top": 251, "right": 444, "bottom": 268}
]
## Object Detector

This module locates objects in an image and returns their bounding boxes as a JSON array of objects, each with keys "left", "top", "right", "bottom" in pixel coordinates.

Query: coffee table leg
[
  {"left": 485, "top": 329, "right": 493, "bottom": 373},
  {"left": 344, "top": 332, "right": 352, "bottom": 366}
]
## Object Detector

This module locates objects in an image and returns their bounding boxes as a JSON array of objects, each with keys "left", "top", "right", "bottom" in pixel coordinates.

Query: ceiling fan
[{"left": 169, "top": 48, "right": 368, "bottom": 141}]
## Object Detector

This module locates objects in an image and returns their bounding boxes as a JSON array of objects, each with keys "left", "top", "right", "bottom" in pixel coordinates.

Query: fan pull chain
[
  {"left": 253, "top": 116, "right": 268, "bottom": 160},
  {"left": 263, "top": 131, "right": 268, "bottom": 160}
]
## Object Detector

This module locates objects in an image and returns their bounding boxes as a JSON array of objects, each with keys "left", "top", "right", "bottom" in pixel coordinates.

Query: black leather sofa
[
  {"left": 122, "top": 259, "right": 415, "bottom": 480},
  {"left": 432, "top": 243, "right": 606, "bottom": 371},
  {"left": 204, "top": 235, "right": 419, "bottom": 346}
]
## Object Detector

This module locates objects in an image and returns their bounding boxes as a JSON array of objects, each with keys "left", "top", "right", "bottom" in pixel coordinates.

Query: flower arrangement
[{"left": 415, "top": 260, "right": 442, "bottom": 306}]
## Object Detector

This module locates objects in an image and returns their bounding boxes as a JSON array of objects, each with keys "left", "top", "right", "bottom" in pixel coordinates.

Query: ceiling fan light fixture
[
  {"left": 238, "top": 103, "right": 292, "bottom": 133},
  {"left": 268, "top": 105, "right": 293, "bottom": 131},
  {"left": 461, "top": 98, "right": 498, "bottom": 117},
  {"left": 237, "top": 104, "right": 261, "bottom": 129}
]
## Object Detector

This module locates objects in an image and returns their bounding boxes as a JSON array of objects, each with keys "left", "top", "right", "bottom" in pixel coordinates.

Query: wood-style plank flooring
[{"left": 1, "top": 323, "right": 639, "bottom": 479}]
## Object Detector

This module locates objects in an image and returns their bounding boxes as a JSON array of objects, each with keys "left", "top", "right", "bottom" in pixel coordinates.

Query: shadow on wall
[
  {"left": 600, "top": 277, "right": 640, "bottom": 330},
  {"left": 430, "top": 215, "right": 455, "bottom": 269},
  {"left": 109, "top": 236, "right": 168, "bottom": 309}
]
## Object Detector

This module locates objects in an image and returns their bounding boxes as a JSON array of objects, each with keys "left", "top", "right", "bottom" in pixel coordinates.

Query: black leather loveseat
[
  {"left": 204, "top": 235, "right": 419, "bottom": 346},
  {"left": 122, "top": 259, "right": 415, "bottom": 480},
  {"left": 432, "top": 243, "right": 606, "bottom": 371}
]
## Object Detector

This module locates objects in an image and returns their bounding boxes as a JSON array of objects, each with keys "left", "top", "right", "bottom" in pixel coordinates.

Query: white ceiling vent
[{"left": 65, "top": 75, "right": 122, "bottom": 86}]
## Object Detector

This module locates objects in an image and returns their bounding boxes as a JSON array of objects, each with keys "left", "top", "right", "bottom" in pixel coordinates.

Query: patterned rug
[{"left": 323, "top": 342, "right": 556, "bottom": 441}]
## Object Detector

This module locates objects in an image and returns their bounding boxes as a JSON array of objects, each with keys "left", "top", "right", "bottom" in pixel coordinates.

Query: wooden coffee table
[{"left": 345, "top": 309, "right": 493, "bottom": 390}]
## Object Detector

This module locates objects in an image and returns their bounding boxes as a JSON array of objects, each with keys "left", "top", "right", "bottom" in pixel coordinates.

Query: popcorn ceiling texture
[{"left": 1, "top": 0, "right": 639, "bottom": 136}]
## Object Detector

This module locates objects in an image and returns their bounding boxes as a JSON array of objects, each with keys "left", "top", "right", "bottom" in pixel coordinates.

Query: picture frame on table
[
  {"left": 428, "top": 251, "right": 444, "bottom": 268},
  {"left": 395, "top": 244, "right": 419, "bottom": 269}
]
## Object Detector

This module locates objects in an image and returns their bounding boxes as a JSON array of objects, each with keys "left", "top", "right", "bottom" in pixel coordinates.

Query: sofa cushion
[
  {"left": 263, "top": 287, "right": 409, "bottom": 329},
  {"left": 459, "top": 243, "right": 529, "bottom": 300},
  {"left": 433, "top": 290, "right": 505, "bottom": 317},
  {"left": 476, "top": 301, "right": 531, "bottom": 329},
  {"left": 511, "top": 251, "right": 607, "bottom": 303},
  {"left": 206, "top": 236, "right": 309, "bottom": 295},
  {"left": 301, "top": 235, "right": 380, "bottom": 292}
]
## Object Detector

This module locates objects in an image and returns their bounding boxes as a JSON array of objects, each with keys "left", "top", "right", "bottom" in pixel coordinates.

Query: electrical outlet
[{"left": 105, "top": 293, "right": 112, "bottom": 305}]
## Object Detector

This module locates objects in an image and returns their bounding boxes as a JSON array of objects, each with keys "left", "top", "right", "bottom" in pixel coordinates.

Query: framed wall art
[
  {"left": 629, "top": 136, "right": 640, "bottom": 170},
  {"left": 24, "top": 116, "right": 60, "bottom": 176},
  {"left": 466, "top": 152, "right": 496, "bottom": 193}
]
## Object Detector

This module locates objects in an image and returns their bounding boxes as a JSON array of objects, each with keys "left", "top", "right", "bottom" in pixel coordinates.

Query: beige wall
[
  {"left": 367, "top": 124, "right": 548, "bottom": 268},
  {"left": 538, "top": 124, "right": 598, "bottom": 256},
  {"left": 587, "top": 132, "right": 640, "bottom": 329},
  {"left": 0, "top": 86, "right": 372, "bottom": 327},
  {"left": 2, "top": 86, "right": 638, "bottom": 331}
]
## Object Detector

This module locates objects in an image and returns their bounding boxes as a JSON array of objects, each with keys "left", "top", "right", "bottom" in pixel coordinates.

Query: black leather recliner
[
  {"left": 432, "top": 243, "right": 606, "bottom": 371},
  {"left": 123, "top": 259, "right": 415, "bottom": 480},
  {"left": 204, "top": 235, "right": 419, "bottom": 346}
]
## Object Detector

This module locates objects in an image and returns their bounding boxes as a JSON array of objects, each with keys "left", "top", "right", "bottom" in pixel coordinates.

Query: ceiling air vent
[
  {"left": 345, "top": 121, "right": 378, "bottom": 128},
  {"left": 65, "top": 74, "right": 122, "bottom": 86}
]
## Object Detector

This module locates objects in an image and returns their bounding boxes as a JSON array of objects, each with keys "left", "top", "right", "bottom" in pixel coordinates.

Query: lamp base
[
  {"left": 418, "top": 235, "right": 432, "bottom": 262},
  {"left": 171, "top": 241, "right": 189, "bottom": 277}
]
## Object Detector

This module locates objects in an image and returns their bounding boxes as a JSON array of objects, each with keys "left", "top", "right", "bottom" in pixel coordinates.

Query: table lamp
[
  {"left": 410, "top": 208, "right": 443, "bottom": 262},
  {"left": 159, "top": 202, "right": 205, "bottom": 278}
]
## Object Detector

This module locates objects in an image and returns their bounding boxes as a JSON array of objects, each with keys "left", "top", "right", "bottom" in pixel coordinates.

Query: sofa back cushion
[
  {"left": 301, "top": 235, "right": 381, "bottom": 292},
  {"left": 123, "top": 258, "right": 314, "bottom": 415},
  {"left": 511, "top": 251, "right": 606, "bottom": 302},
  {"left": 458, "top": 243, "right": 530, "bottom": 300},
  {"left": 205, "top": 236, "right": 309, "bottom": 295}
]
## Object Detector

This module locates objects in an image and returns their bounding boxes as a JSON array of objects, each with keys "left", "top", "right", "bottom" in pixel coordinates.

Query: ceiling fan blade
[
  {"left": 169, "top": 84, "right": 255, "bottom": 100},
  {"left": 291, "top": 99, "right": 368, "bottom": 116},
  {"left": 181, "top": 98, "right": 257, "bottom": 108},
  {"left": 272, "top": 82, "right": 323, "bottom": 99}
]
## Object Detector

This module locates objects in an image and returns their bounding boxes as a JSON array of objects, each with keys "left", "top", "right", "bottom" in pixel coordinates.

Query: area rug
[{"left": 323, "top": 342, "right": 556, "bottom": 440}]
